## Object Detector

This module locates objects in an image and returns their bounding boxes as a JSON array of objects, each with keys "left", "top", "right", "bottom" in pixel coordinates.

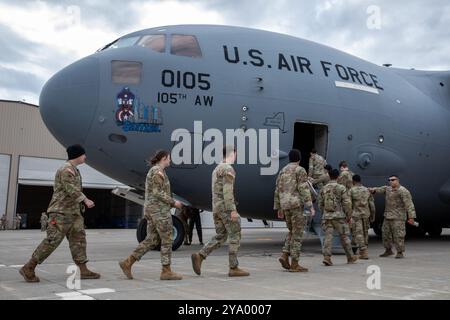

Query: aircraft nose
[{"left": 39, "top": 56, "right": 100, "bottom": 147}]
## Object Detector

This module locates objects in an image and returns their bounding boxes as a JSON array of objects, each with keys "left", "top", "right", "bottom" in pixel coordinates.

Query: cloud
[{"left": 0, "top": 66, "right": 43, "bottom": 94}]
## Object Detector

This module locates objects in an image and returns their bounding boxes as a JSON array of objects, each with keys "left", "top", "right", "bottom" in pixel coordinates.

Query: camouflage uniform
[
  {"left": 31, "top": 162, "right": 88, "bottom": 265},
  {"left": 15, "top": 215, "right": 22, "bottom": 230},
  {"left": 337, "top": 169, "right": 354, "bottom": 191},
  {"left": 199, "top": 163, "right": 240, "bottom": 268},
  {"left": 373, "top": 186, "right": 416, "bottom": 253},
  {"left": 132, "top": 165, "right": 176, "bottom": 266},
  {"left": 311, "top": 172, "right": 330, "bottom": 189},
  {"left": 318, "top": 181, "right": 353, "bottom": 258},
  {"left": 308, "top": 154, "right": 327, "bottom": 189},
  {"left": 0, "top": 215, "right": 6, "bottom": 230},
  {"left": 349, "top": 184, "right": 376, "bottom": 251},
  {"left": 40, "top": 213, "right": 48, "bottom": 232},
  {"left": 274, "top": 163, "right": 312, "bottom": 261}
]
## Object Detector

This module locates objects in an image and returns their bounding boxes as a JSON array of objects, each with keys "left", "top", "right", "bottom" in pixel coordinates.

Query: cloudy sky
[{"left": 0, "top": 0, "right": 449, "bottom": 105}]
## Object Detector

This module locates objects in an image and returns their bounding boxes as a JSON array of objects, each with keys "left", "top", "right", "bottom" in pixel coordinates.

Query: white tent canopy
[{"left": 18, "top": 156, "right": 127, "bottom": 189}]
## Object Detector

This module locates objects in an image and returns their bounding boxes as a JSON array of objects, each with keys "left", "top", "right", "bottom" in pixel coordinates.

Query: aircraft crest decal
[{"left": 115, "top": 87, "right": 162, "bottom": 133}]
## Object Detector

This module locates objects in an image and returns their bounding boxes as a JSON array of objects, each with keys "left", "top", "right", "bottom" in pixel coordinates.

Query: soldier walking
[
  {"left": 191, "top": 145, "right": 249, "bottom": 277},
  {"left": 119, "top": 150, "right": 183, "bottom": 280},
  {"left": 318, "top": 169, "right": 358, "bottom": 266},
  {"left": 19, "top": 145, "right": 100, "bottom": 282},
  {"left": 308, "top": 149, "right": 327, "bottom": 189},
  {"left": 274, "top": 149, "right": 315, "bottom": 272},
  {"left": 349, "top": 175, "right": 376, "bottom": 259},
  {"left": 337, "top": 161, "right": 354, "bottom": 191},
  {"left": 370, "top": 175, "right": 416, "bottom": 258}
]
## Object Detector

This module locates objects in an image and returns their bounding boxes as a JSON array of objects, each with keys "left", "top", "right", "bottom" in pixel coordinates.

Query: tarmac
[{"left": 0, "top": 228, "right": 449, "bottom": 300}]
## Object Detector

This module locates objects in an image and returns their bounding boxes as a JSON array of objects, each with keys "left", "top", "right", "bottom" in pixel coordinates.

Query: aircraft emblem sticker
[
  {"left": 264, "top": 112, "right": 287, "bottom": 133},
  {"left": 115, "top": 87, "right": 163, "bottom": 133}
]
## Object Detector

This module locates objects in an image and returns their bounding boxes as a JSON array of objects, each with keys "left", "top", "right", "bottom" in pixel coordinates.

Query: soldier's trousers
[
  {"left": 132, "top": 207, "right": 173, "bottom": 266},
  {"left": 382, "top": 219, "right": 405, "bottom": 252},
  {"left": 321, "top": 218, "right": 353, "bottom": 258},
  {"left": 282, "top": 208, "right": 305, "bottom": 260},
  {"left": 351, "top": 217, "right": 370, "bottom": 250},
  {"left": 32, "top": 213, "right": 88, "bottom": 264},
  {"left": 199, "top": 211, "right": 241, "bottom": 268}
]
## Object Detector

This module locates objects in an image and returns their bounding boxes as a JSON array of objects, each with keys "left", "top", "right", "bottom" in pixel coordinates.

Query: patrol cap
[{"left": 67, "top": 144, "right": 86, "bottom": 160}]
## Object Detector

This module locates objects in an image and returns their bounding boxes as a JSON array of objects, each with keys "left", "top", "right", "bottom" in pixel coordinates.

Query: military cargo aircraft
[{"left": 39, "top": 25, "right": 450, "bottom": 250}]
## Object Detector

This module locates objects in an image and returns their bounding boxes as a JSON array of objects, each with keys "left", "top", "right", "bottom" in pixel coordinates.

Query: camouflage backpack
[{"left": 324, "top": 185, "right": 342, "bottom": 212}]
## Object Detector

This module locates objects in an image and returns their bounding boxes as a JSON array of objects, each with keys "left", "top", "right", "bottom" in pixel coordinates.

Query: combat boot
[
  {"left": 347, "top": 255, "right": 358, "bottom": 264},
  {"left": 228, "top": 267, "right": 250, "bottom": 277},
  {"left": 77, "top": 263, "right": 101, "bottom": 279},
  {"left": 289, "top": 259, "right": 308, "bottom": 272},
  {"left": 278, "top": 252, "right": 290, "bottom": 270},
  {"left": 19, "top": 257, "right": 40, "bottom": 282},
  {"left": 119, "top": 255, "right": 136, "bottom": 279},
  {"left": 359, "top": 249, "right": 369, "bottom": 260},
  {"left": 379, "top": 249, "right": 394, "bottom": 257},
  {"left": 322, "top": 256, "right": 333, "bottom": 266},
  {"left": 191, "top": 252, "right": 204, "bottom": 275},
  {"left": 160, "top": 265, "right": 182, "bottom": 280},
  {"left": 395, "top": 252, "right": 404, "bottom": 259}
]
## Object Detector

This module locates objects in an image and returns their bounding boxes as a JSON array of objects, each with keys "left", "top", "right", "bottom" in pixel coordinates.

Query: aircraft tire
[{"left": 136, "top": 215, "right": 185, "bottom": 251}]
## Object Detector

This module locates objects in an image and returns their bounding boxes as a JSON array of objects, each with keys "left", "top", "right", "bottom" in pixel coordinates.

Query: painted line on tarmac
[
  {"left": 79, "top": 288, "right": 116, "bottom": 295},
  {"left": 56, "top": 292, "right": 95, "bottom": 300},
  {"left": 55, "top": 288, "right": 116, "bottom": 300}
]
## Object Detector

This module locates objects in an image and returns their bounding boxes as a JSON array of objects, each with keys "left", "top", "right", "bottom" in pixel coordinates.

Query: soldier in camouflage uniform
[
  {"left": 191, "top": 145, "right": 249, "bottom": 277},
  {"left": 337, "top": 161, "right": 354, "bottom": 191},
  {"left": 274, "top": 149, "right": 315, "bottom": 272},
  {"left": 19, "top": 145, "right": 100, "bottom": 282},
  {"left": 0, "top": 214, "right": 6, "bottom": 230},
  {"left": 40, "top": 212, "right": 48, "bottom": 232},
  {"left": 119, "top": 150, "right": 183, "bottom": 280},
  {"left": 14, "top": 214, "right": 22, "bottom": 230},
  {"left": 349, "top": 175, "right": 376, "bottom": 259},
  {"left": 318, "top": 169, "right": 358, "bottom": 266},
  {"left": 370, "top": 175, "right": 416, "bottom": 258},
  {"left": 310, "top": 164, "right": 332, "bottom": 189},
  {"left": 308, "top": 149, "right": 327, "bottom": 189}
]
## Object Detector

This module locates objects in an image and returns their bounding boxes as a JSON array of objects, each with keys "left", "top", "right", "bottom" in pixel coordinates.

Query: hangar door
[
  {"left": 0, "top": 154, "right": 11, "bottom": 216},
  {"left": 16, "top": 156, "right": 140, "bottom": 229}
]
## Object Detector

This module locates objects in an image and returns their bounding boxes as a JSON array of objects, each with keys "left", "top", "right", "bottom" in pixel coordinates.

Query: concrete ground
[{"left": 0, "top": 228, "right": 449, "bottom": 300}]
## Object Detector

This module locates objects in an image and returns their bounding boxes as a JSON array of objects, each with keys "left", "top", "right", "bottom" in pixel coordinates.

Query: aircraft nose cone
[{"left": 39, "top": 56, "right": 100, "bottom": 147}]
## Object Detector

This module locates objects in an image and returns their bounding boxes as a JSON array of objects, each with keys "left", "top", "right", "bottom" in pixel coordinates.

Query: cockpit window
[
  {"left": 137, "top": 34, "right": 166, "bottom": 53},
  {"left": 111, "top": 60, "right": 142, "bottom": 84},
  {"left": 103, "top": 36, "right": 140, "bottom": 51},
  {"left": 170, "top": 35, "right": 202, "bottom": 58}
]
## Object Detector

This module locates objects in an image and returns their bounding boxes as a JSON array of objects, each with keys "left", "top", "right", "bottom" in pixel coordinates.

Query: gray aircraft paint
[{"left": 39, "top": 25, "right": 450, "bottom": 228}]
